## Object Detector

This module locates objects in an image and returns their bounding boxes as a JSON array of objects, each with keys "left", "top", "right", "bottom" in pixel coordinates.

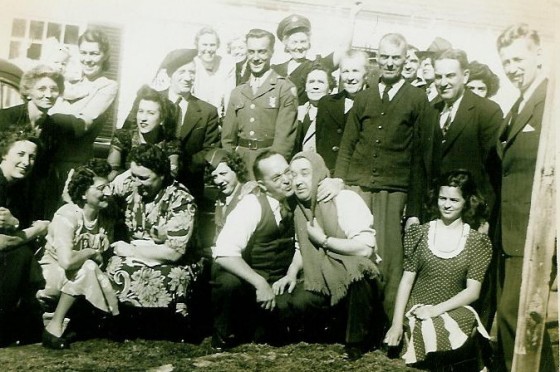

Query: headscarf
[{"left": 291, "top": 151, "right": 379, "bottom": 305}]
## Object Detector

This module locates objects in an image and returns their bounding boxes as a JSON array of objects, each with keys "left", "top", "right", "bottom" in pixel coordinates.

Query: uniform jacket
[
  {"left": 497, "top": 79, "right": 548, "bottom": 257},
  {"left": 334, "top": 83, "right": 435, "bottom": 218},
  {"left": 221, "top": 69, "right": 298, "bottom": 161}
]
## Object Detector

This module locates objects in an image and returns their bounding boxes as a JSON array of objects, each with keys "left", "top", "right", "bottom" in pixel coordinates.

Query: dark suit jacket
[
  {"left": 429, "top": 89, "right": 503, "bottom": 213},
  {"left": 315, "top": 91, "right": 348, "bottom": 173},
  {"left": 497, "top": 79, "right": 548, "bottom": 257}
]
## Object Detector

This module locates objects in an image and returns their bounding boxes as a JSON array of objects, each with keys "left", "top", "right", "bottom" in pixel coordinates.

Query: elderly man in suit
[
  {"left": 315, "top": 50, "right": 369, "bottom": 173},
  {"left": 122, "top": 49, "right": 220, "bottom": 202},
  {"left": 495, "top": 23, "right": 555, "bottom": 372}
]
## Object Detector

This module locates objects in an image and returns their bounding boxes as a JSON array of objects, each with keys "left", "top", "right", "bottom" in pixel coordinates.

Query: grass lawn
[{"left": 0, "top": 338, "right": 419, "bottom": 372}]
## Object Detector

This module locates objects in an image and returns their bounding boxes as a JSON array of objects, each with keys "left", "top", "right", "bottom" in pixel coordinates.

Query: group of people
[{"left": 0, "top": 9, "right": 555, "bottom": 372}]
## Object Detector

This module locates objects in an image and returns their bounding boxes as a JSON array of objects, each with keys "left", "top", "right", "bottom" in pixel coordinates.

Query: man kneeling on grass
[{"left": 273, "top": 151, "right": 382, "bottom": 361}]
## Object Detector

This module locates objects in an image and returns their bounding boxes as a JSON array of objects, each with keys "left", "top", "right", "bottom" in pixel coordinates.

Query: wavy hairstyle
[
  {"left": 204, "top": 149, "right": 249, "bottom": 184},
  {"left": 0, "top": 125, "right": 41, "bottom": 158},
  {"left": 134, "top": 85, "right": 176, "bottom": 140},
  {"left": 128, "top": 143, "right": 170, "bottom": 179},
  {"left": 67, "top": 159, "right": 111, "bottom": 208},
  {"left": 426, "top": 169, "right": 489, "bottom": 229},
  {"left": 78, "top": 28, "right": 111, "bottom": 72},
  {"left": 20, "top": 64, "right": 65, "bottom": 99},
  {"left": 467, "top": 61, "right": 500, "bottom": 98}
]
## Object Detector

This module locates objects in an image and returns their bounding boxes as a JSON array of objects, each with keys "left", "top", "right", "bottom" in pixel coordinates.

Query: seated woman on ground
[
  {"left": 0, "top": 127, "right": 50, "bottom": 346},
  {"left": 38, "top": 159, "right": 118, "bottom": 349},
  {"left": 107, "top": 85, "right": 179, "bottom": 181},
  {"left": 384, "top": 170, "right": 492, "bottom": 368},
  {"left": 106, "top": 144, "right": 201, "bottom": 316}
]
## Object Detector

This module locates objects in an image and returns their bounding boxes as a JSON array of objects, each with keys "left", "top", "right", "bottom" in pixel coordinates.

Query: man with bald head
[{"left": 334, "top": 33, "right": 435, "bottom": 323}]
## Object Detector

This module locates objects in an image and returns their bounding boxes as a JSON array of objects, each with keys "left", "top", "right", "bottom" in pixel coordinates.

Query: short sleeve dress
[
  {"left": 400, "top": 222, "right": 492, "bottom": 364},
  {"left": 39, "top": 203, "right": 119, "bottom": 315},
  {"left": 106, "top": 179, "right": 201, "bottom": 315}
]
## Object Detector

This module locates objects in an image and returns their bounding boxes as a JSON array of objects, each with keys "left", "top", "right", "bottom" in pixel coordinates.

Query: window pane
[
  {"left": 27, "top": 43, "right": 42, "bottom": 59},
  {"left": 11, "top": 19, "right": 26, "bottom": 38},
  {"left": 30, "top": 20, "right": 44, "bottom": 40},
  {"left": 64, "top": 25, "right": 79, "bottom": 44},
  {"left": 47, "top": 23, "right": 62, "bottom": 40},
  {"left": 9, "top": 41, "right": 22, "bottom": 59}
]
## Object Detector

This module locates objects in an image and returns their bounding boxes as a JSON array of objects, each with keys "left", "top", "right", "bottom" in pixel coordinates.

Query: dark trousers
[
  {"left": 210, "top": 263, "right": 280, "bottom": 343},
  {"left": 496, "top": 254, "right": 556, "bottom": 372},
  {"left": 276, "top": 279, "right": 384, "bottom": 346},
  {"left": 0, "top": 245, "right": 45, "bottom": 346},
  {"left": 350, "top": 187, "right": 407, "bottom": 321}
]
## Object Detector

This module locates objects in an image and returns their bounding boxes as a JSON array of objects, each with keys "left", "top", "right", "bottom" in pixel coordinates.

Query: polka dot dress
[{"left": 400, "top": 222, "right": 492, "bottom": 364}]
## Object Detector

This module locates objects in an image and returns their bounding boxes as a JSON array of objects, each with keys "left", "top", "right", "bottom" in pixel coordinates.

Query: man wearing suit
[
  {"left": 334, "top": 33, "right": 433, "bottom": 321},
  {"left": 222, "top": 29, "right": 298, "bottom": 173},
  {"left": 495, "top": 24, "right": 555, "bottom": 372},
  {"left": 123, "top": 49, "right": 220, "bottom": 201},
  {"left": 411, "top": 48, "right": 503, "bottom": 221},
  {"left": 315, "top": 50, "right": 369, "bottom": 173}
]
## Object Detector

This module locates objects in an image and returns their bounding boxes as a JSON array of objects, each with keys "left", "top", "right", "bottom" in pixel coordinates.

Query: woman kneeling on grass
[
  {"left": 384, "top": 170, "right": 492, "bottom": 369},
  {"left": 39, "top": 160, "right": 118, "bottom": 349}
]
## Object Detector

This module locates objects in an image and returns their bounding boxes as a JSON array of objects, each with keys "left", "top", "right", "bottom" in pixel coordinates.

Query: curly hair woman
[
  {"left": 38, "top": 160, "right": 118, "bottom": 349},
  {"left": 384, "top": 170, "right": 492, "bottom": 369}
]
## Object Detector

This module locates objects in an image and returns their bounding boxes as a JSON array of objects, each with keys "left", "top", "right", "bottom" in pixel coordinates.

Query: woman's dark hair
[
  {"left": 467, "top": 61, "right": 500, "bottom": 98},
  {"left": 306, "top": 61, "right": 336, "bottom": 91},
  {"left": 128, "top": 143, "right": 170, "bottom": 178},
  {"left": 426, "top": 169, "right": 489, "bottom": 229},
  {"left": 78, "top": 29, "right": 111, "bottom": 72},
  {"left": 204, "top": 150, "right": 249, "bottom": 184},
  {"left": 135, "top": 85, "right": 176, "bottom": 140},
  {"left": 67, "top": 159, "right": 111, "bottom": 207},
  {"left": 20, "top": 64, "right": 65, "bottom": 99},
  {"left": 0, "top": 125, "right": 41, "bottom": 158}
]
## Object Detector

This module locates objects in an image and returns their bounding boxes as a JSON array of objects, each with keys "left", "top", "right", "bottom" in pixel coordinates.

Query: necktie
[
  {"left": 279, "top": 201, "right": 291, "bottom": 229},
  {"left": 302, "top": 110, "right": 312, "bottom": 136},
  {"left": 441, "top": 108, "right": 453, "bottom": 138},
  {"left": 382, "top": 83, "right": 392, "bottom": 109},
  {"left": 501, "top": 94, "right": 524, "bottom": 141},
  {"left": 174, "top": 97, "right": 183, "bottom": 137}
]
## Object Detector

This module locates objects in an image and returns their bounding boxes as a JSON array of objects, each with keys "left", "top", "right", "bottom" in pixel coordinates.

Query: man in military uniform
[{"left": 222, "top": 28, "right": 298, "bottom": 173}]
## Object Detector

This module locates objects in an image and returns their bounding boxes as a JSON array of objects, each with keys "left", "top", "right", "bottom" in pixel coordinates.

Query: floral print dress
[{"left": 106, "top": 178, "right": 201, "bottom": 315}]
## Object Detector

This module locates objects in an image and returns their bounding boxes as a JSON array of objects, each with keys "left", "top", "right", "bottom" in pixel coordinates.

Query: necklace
[
  {"left": 83, "top": 213, "right": 98, "bottom": 231},
  {"left": 428, "top": 220, "right": 470, "bottom": 259}
]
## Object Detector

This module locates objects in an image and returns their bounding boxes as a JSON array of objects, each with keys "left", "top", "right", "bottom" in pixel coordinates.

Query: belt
[{"left": 238, "top": 138, "right": 274, "bottom": 150}]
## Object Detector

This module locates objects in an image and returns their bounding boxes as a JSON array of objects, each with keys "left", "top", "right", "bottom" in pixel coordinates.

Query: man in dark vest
[{"left": 210, "top": 150, "right": 297, "bottom": 350}]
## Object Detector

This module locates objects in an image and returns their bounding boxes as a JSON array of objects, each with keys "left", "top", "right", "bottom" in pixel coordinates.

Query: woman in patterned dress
[
  {"left": 107, "top": 144, "right": 200, "bottom": 316},
  {"left": 384, "top": 170, "right": 492, "bottom": 368},
  {"left": 107, "top": 85, "right": 179, "bottom": 181},
  {"left": 39, "top": 160, "right": 118, "bottom": 349}
]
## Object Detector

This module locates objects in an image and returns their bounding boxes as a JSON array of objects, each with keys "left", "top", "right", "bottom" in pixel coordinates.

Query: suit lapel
[
  {"left": 179, "top": 97, "right": 202, "bottom": 139},
  {"left": 499, "top": 79, "right": 548, "bottom": 154}
]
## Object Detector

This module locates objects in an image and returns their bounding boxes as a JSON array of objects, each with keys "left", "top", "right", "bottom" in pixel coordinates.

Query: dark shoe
[
  {"left": 42, "top": 329, "right": 69, "bottom": 350},
  {"left": 211, "top": 333, "right": 235, "bottom": 352},
  {"left": 343, "top": 344, "right": 365, "bottom": 361}
]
